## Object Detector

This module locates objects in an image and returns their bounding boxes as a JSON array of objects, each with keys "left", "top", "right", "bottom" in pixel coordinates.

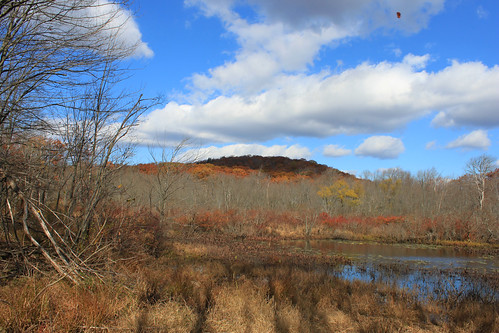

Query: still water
[{"left": 285, "top": 239, "right": 498, "bottom": 301}]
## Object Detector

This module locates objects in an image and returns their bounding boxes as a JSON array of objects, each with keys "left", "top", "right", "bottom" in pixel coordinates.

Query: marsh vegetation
[
  {"left": 0, "top": 1, "right": 497, "bottom": 331},
  {"left": 1, "top": 150, "right": 498, "bottom": 331}
]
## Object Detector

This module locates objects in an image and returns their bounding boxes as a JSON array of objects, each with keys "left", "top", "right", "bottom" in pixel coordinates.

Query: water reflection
[
  {"left": 285, "top": 239, "right": 499, "bottom": 301},
  {"left": 287, "top": 239, "right": 498, "bottom": 271}
]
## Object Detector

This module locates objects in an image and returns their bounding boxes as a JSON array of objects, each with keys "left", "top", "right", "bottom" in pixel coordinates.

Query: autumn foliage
[
  {"left": 199, "top": 155, "right": 330, "bottom": 176},
  {"left": 123, "top": 155, "right": 499, "bottom": 243},
  {"left": 134, "top": 155, "right": 340, "bottom": 182}
]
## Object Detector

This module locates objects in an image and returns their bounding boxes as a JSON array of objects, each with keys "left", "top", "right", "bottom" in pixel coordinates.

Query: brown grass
[
  {"left": 205, "top": 279, "right": 275, "bottom": 333},
  {"left": 119, "top": 301, "right": 198, "bottom": 332},
  {"left": 0, "top": 275, "right": 135, "bottom": 331},
  {"left": 1, "top": 229, "right": 497, "bottom": 332}
]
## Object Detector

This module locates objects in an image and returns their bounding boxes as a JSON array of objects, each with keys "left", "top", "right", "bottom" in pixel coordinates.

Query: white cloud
[
  {"left": 184, "top": 0, "right": 444, "bottom": 98},
  {"left": 134, "top": 1, "right": 498, "bottom": 149},
  {"left": 446, "top": 130, "right": 491, "bottom": 151},
  {"left": 323, "top": 144, "right": 351, "bottom": 157},
  {"left": 425, "top": 140, "right": 437, "bottom": 150},
  {"left": 186, "top": 143, "right": 312, "bottom": 160},
  {"left": 138, "top": 58, "right": 499, "bottom": 144},
  {"left": 185, "top": 0, "right": 234, "bottom": 19},
  {"left": 354, "top": 136, "right": 405, "bottom": 159},
  {"left": 402, "top": 54, "right": 430, "bottom": 70},
  {"left": 37, "top": 1, "right": 152, "bottom": 59},
  {"left": 429, "top": 61, "right": 499, "bottom": 128},
  {"left": 89, "top": 0, "right": 153, "bottom": 58},
  {"left": 189, "top": 21, "right": 349, "bottom": 97}
]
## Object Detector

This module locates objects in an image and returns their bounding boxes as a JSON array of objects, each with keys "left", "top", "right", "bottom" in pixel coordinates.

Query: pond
[{"left": 284, "top": 239, "right": 499, "bottom": 301}]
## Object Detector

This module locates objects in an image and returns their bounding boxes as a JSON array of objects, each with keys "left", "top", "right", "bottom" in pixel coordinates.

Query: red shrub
[
  {"left": 374, "top": 216, "right": 406, "bottom": 225},
  {"left": 319, "top": 213, "right": 349, "bottom": 227}
]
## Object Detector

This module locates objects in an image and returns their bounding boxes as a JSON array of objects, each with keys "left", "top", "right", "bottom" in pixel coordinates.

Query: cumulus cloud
[
  {"left": 134, "top": 0, "right": 498, "bottom": 151},
  {"left": 189, "top": 20, "right": 349, "bottom": 97},
  {"left": 89, "top": 0, "right": 153, "bottom": 58},
  {"left": 354, "top": 136, "right": 405, "bottom": 159},
  {"left": 446, "top": 130, "right": 491, "bottom": 150},
  {"left": 138, "top": 57, "right": 499, "bottom": 144},
  {"left": 185, "top": 143, "right": 312, "bottom": 160},
  {"left": 429, "top": 61, "right": 499, "bottom": 128},
  {"left": 323, "top": 144, "right": 352, "bottom": 157},
  {"left": 184, "top": 0, "right": 445, "bottom": 98},
  {"left": 38, "top": 1, "right": 152, "bottom": 59}
]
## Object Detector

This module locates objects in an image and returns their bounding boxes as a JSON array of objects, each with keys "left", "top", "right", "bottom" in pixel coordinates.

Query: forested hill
[
  {"left": 135, "top": 155, "right": 353, "bottom": 180},
  {"left": 197, "top": 155, "right": 344, "bottom": 178}
]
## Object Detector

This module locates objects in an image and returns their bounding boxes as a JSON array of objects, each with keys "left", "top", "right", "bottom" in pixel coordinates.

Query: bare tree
[
  {"left": 148, "top": 139, "right": 194, "bottom": 223},
  {"left": 0, "top": 0, "right": 152, "bottom": 281},
  {"left": 0, "top": 0, "right": 136, "bottom": 134},
  {"left": 465, "top": 154, "right": 495, "bottom": 211},
  {"left": 416, "top": 167, "right": 441, "bottom": 218},
  {"left": 60, "top": 61, "right": 151, "bottom": 244}
]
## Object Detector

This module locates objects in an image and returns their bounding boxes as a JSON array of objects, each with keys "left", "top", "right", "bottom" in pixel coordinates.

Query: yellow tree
[{"left": 318, "top": 179, "right": 363, "bottom": 214}]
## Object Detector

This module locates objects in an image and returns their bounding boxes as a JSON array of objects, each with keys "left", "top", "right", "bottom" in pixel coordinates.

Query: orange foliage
[
  {"left": 136, "top": 163, "right": 159, "bottom": 175},
  {"left": 194, "top": 155, "right": 337, "bottom": 181},
  {"left": 269, "top": 171, "right": 311, "bottom": 183},
  {"left": 132, "top": 155, "right": 345, "bottom": 183},
  {"left": 134, "top": 161, "right": 318, "bottom": 182},
  {"left": 199, "top": 155, "right": 329, "bottom": 175},
  {"left": 187, "top": 163, "right": 254, "bottom": 179}
]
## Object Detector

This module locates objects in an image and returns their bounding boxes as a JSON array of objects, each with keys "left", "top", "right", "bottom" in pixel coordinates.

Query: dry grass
[
  {"left": 172, "top": 241, "right": 214, "bottom": 257},
  {"left": 205, "top": 279, "right": 275, "bottom": 333},
  {"left": 1, "top": 230, "right": 497, "bottom": 332},
  {"left": 273, "top": 299, "right": 303, "bottom": 332},
  {"left": 0, "top": 275, "right": 135, "bottom": 331},
  {"left": 118, "top": 301, "right": 198, "bottom": 332}
]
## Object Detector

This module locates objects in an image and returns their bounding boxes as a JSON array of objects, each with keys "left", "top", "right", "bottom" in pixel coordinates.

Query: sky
[{"left": 117, "top": 0, "right": 498, "bottom": 178}]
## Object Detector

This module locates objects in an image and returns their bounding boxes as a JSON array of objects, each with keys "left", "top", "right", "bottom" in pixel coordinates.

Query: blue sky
[{"left": 120, "top": 0, "right": 498, "bottom": 178}]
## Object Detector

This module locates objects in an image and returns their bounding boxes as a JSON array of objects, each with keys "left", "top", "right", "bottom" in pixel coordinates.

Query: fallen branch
[{"left": 20, "top": 197, "right": 80, "bottom": 284}]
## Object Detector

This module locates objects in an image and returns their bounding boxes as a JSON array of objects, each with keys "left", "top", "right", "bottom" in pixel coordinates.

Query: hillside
[
  {"left": 197, "top": 155, "right": 345, "bottom": 178},
  {"left": 135, "top": 155, "right": 352, "bottom": 181}
]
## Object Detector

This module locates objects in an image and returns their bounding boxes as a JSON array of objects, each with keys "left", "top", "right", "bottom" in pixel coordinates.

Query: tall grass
[
  {"left": 2, "top": 248, "right": 496, "bottom": 332},
  {"left": 1, "top": 199, "right": 496, "bottom": 331}
]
